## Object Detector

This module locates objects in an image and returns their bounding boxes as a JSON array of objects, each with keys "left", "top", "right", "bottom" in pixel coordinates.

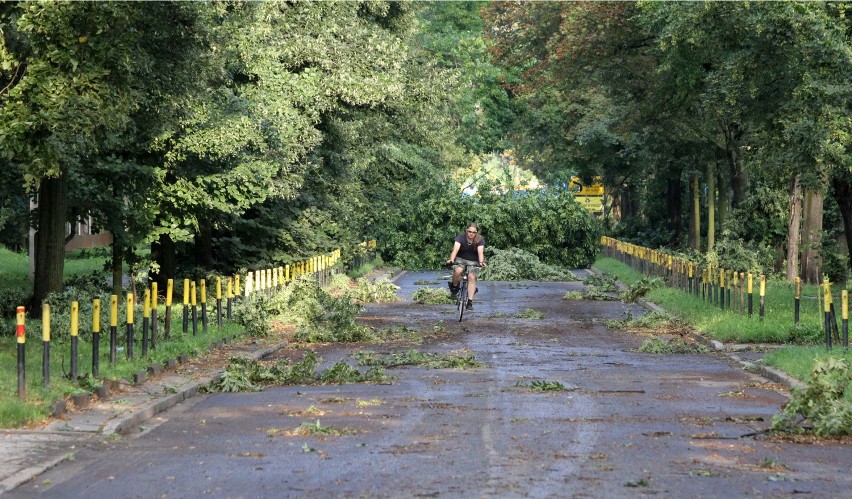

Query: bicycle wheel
[{"left": 457, "top": 279, "right": 467, "bottom": 322}]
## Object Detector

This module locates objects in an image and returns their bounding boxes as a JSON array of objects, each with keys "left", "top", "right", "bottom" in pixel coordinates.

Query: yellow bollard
[
  {"left": 200, "top": 279, "right": 208, "bottom": 334},
  {"left": 216, "top": 276, "right": 223, "bottom": 328},
  {"left": 92, "top": 298, "right": 101, "bottom": 376},
  {"left": 16, "top": 306, "right": 26, "bottom": 398},
  {"left": 842, "top": 290, "right": 848, "bottom": 349},
  {"left": 126, "top": 293, "right": 135, "bottom": 358},
  {"left": 142, "top": 289, "right": 151, "bottom": 356},
  {"left": 165, "top": 278, "right": 174, "bottom": 340},
  {"left": 191, "top": 280, "right": 198, "bottom": 336},
  {"left": 70, "top": 300, "right": 79, "bottom": 380},
  {"left": 42, "top": 303, "right": 51, "bottom": 388},
  {"left": 151, "top": 281, "right": 159, "bottom": 349},
  {"left": 110, "top": 294, "right": 118, "bottom": 364}
]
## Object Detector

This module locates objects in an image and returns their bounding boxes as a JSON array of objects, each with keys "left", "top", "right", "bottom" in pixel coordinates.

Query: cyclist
[{"left": 446, "top": 222, "right": 487, "bottom": 310}]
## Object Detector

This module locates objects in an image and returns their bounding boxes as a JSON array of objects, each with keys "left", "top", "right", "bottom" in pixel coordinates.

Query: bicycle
[{"left": 448, "top": 262, "right": 480, "bottom": 322}]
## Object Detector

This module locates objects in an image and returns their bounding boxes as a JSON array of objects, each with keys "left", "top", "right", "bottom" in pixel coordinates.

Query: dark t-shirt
[{"left": 454, "top": 233, "right": 485, "bottom": 262}]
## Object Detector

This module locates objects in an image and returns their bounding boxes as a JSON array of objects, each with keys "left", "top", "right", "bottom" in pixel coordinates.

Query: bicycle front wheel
[{"left": 457, "top": 280, "right": 467, "bottom": 322}]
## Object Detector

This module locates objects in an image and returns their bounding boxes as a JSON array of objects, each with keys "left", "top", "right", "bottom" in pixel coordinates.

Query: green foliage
[
  {"left": 583, "top": 274, "right": 618, "bottom": 292},
  {"left": 382, "top": 187, "right": 602, "bottom": 270},
  {"left": 411, "top": 287, "right": 454, "bottom": 305},
  {"left": 351, "top": 278, "right": 400, "bottom": 304},
  {"left": 638, "top": 337, "right": 706, "bottom": 355},
  {"left": 515, "top": 380, "right": 568, "bottom": 391},
  {"left": 354, "top": 349, "right": 483, "bottom": 369},
  {"left": 772, "top": 357, "right": 852, "bottom": 437},
  {"left": 233, "top": 297, "right": 272, "bottom": 338},
  {"left": 480, "top": 248, "right": 577, "bottom": 281},
  {"left": 788, "top": 323, "right": 824, "bottom": 345},
  {"left": 320, "top": 361, "right": 388, "bottom": 384},
  {"left": 269, "top": 277, "right": 376, "bottom": 343},
  {"left": 514, "top": 308, "right": 545, "bottom": 319},
  {"left": 328, "top": 274, "right": 399, "bottom": 303},
  {"left": 209, "top": 351, "right": 385, "bottom": 392},
  {"left": 620, "top": 277, "right": 664, "bottom": 303}
]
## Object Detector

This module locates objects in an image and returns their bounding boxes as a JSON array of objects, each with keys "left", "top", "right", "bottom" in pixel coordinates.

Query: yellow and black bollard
[
  {"left": 17, "top": 306, "right": 26, "bottom": 399},
  {"left": 747, "top": 274, "right": 754, "bottom": 317},
  {"left": 109, "top": 295, "right": 118, "bottom": 365},
  {"left": 794, "top": 277, "right": 801, "bottom": 324},
  {"left": 165, "top": 279, "right": 174, "bottom": 340},
  {"left": 732, "top": 272, "right": 739, "bottom": 313},
  {"left": 226, "top": 277, "right": 233, "bottom": 320},
  {"left": 201, "top": 279, "right": 208, "bottom": 335},
  {"left": 759, "top": 275, "right": 766, "bottom": 321},
  {"left": 70, "top": 301, "right": 79, "bottom": 382},
  {"left": 182, "top": 279, "right": 190, "bottom": 334},
  {"left": 842, "top": 290, "right": 848, "bottom": 350},
  {"left": 126, "top": 293, "right": 135, "bottom": 359},
  {"left": 739, "top": 272, "right": 746, "bottom": 316},
  {"left": 42, "top": 304, "right": 50, "bottom": 389},
  {"left": 234, "top": 274, "right": 241, "bottom": 303},
  {"left": 726, "top": 271, "right": 732, "bottom": 310},
  {"left": 216, "top": 277, "right": 223, "bottom": 329},
  {"left": 151, "top": 282, "right": 158, "bottom": 350},
  {"left": 92, "top": 299, "right": 101, "bottom": 377},
  {"left": 823, "top": 280, "right": 832, "bottom": 349},
  {"left": 719, "top": 269, "right": 725, "bottom": 311},
  {"left": 191, "top": 280, "right": 198, "bottom": 336},
  {"left": 688, "top": 263, "right": 693, "bottom": 295},
  {"left": 142, "top": 289, "right": 150, "bottom": 357}
]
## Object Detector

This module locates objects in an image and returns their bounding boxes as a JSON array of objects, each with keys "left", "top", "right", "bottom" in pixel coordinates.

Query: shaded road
[{"left": 12, "top": 271, "right": 851, "bottom": 497}]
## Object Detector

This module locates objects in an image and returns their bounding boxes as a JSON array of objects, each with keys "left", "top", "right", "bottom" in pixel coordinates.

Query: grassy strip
[
  {"left": 0, "top": 246, "right": 109, "bottom": 294},
  {"left": 594, "top": 257, "right": 832, "bottom": 343},
  {"left": 594, "top": 257, "right": 852, "bottom": 390},
  {"left": 0, "top": 318, "right": 244, "bottom": 428}
]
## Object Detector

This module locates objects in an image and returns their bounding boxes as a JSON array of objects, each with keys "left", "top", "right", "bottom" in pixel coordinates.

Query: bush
[
  {"left": 479, "top": 248, "right": 576, "bottom": 281},
  {"left": 772, "top": 356, "right": 852, "bottom": 437},
  {"left": 269, "top": 277, "right": 376, "bottom": 343},
  {"left": 380, "top": 185, "right": 602, "bottom": 270}
]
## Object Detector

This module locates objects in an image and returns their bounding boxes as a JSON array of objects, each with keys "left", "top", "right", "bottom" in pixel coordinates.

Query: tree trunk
[
  {"left": 195, "top": 217, "right": 213, "bottom": 269},
  {"left": 729, "top": 149, "right": 748, "bottom": 208},
  {"left": 724, "top": 122, "right": 748, "bottom": 208},
  {"left": 689, "top": 174, "right": 701, "bottom": 252},
  {"left": 150, "top": 232, "right": 177, "bottom": 288},
  {"left": 831, "top": 175, "right": 852, "bottom": 273},
  {"left": 666, "top": 173, "right": 683, "bottom": 240},
  {"left": 718, "top": 165, "right": 728, "bottom": 230},
  {"left": 707, "top": 162, "right": 715, "bottom": 253},
  {"left": 111, "top": 239, "right": 123, "bottom": 296},
  {"left": 785, "top": 175, "right": 802, "bottom": 281},
  {"left": 33, "top": 174, "right": 69, "bottom": 306},
  {"left": 800, "top": 189, "right": 824, "bottom": 284}
]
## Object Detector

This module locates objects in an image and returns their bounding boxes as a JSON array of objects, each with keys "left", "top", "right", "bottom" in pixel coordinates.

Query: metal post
[
  {"left": 42, "top": 304, "right": 50, "bottom": 389},
  {"left": 92, "top": 299, "right": 100, "bottom": 378},
  {"left": 17, "top": 306, "right": 26, "bottom": 399},
  {"left": 70, "top": 301, "right": 79, "bottom": 382}
]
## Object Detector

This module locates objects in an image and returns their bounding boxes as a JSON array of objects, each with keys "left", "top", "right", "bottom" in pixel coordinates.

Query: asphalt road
[{"left": 11, "top": 271, "right": 852, "bottom": 498}]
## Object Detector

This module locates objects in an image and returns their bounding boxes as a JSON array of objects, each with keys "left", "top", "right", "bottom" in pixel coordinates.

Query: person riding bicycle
[{"left": 446, "top": 223, "right": 487, "bottom": 310}]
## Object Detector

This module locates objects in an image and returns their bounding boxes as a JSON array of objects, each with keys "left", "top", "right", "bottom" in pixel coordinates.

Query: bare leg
[
  {"left": 452, "top": 267, "right": 462, "bottom": 287},
  {"left": 468, "top": 275, "right": 477, "bottom": 300}
]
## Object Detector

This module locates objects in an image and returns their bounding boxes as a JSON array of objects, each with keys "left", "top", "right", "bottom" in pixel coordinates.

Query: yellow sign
[{"left": 570, "top": 176, "right": 604, "bottom": 215}]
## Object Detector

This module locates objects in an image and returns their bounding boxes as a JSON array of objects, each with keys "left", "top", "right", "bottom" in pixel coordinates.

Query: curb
[
  {"left": 106, "top": 341, "right": 287, "bottom": 435},
  {"left": 0, "top": 340, "right": 289, "bottom": 496},
  {"left": 590, "top": 266, "right": 804, "bottom": 393}
]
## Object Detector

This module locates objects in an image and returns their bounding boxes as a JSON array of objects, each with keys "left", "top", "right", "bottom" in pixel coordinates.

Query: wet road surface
[{"left": 12, "top": 271, "right": 852, "bottom": 497}]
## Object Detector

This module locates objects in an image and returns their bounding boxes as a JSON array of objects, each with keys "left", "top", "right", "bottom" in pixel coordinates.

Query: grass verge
[
  {"left": 594, "top": 256, "right": 852, "bottom": 390},
  {"left": 0, "top": 317, "right": 244, "bottom": 428}
]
